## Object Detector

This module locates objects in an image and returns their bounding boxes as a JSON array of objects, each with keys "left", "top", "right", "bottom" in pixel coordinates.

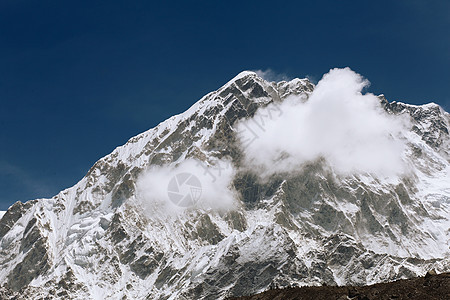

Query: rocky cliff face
[{"left": 0, "top": 71, "right": 449, "bottom": 299}]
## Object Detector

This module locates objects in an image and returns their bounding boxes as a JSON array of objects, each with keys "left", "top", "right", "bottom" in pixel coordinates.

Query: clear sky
[{"left": 0, "top": 0, "right": 449, "bottom": 210}]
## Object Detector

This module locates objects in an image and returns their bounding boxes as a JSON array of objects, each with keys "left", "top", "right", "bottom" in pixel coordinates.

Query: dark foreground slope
[{"left": 230, "top": 272, "right": 450, "bottom": 300}]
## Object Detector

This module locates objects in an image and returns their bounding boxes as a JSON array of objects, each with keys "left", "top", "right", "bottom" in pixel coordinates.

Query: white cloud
[
  {"left": 253, "top": 69, "right": 290, "bottom": 82},
  {"left": 237, "top": 67, "right": 410, "bottom": 177},
  {"left": 135, "top": 158, "right": 238, "bottom": 216}
]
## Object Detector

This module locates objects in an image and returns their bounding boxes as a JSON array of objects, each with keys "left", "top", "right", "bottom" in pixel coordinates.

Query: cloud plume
[
  {"left": 253, "top": 69, "right": 290, "bottom": 82},
  {"left": 237, "top": 67, "right": 410, "bottom": 177}
]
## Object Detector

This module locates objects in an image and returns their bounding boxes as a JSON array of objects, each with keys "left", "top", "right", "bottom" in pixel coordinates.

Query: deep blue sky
[{"left": 0, "top": 0, "right": 449, "bottom": 210}]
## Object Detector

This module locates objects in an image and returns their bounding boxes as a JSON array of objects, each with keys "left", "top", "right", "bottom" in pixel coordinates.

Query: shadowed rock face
[
  {"left": 7, "top": 228, "right": 50, "bottom": 291},
  {"left": 0, "top": 201, "right": 36, "bottom": 240},
  {"left": 0, "top": 72, "right": 448, "bottom": 299}
]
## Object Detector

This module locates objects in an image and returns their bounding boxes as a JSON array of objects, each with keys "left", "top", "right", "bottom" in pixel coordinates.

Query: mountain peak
[
  {"left": 0, "top": 70, "right": 448, "bottom": 299},
  {"left": 234, "top": 70, "right": 258, "bottom": 80},
  {"left": 218, "top": 70, "right": 262, "bottom": 92}
]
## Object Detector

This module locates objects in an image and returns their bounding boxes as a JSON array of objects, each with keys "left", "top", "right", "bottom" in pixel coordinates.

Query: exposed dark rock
[
  {"left": 0, "top": 201, "right": 36, "bottom": 240},
  {"left": 8, "top": 233, "right": 50, "bottom": 291}
]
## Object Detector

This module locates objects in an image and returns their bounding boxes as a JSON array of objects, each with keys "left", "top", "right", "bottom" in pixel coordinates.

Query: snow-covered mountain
[{"left": 0, "top": 70, "right": 449, "bottom": 299}]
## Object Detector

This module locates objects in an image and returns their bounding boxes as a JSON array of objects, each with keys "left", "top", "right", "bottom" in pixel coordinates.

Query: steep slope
[{"left": 0, "top": 71, "right": 449, "bottom": 300}]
